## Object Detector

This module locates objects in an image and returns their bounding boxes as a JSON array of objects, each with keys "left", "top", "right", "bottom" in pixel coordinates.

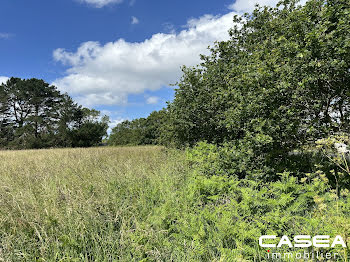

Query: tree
[
  {"left": 0, "top": 78, "right": 110, "bottom": 149},
  {"left": 168, "top": 0, "right": 350, "bottom": 177},
  {"left": 108, "top": 119, "right": 146, "bottom": 146},
  {"left": 0, "top": 81, "right": 13, "bottom": 147},
  {"left": 0, "top": 78, "right": 63, "bottom": 148},
  {"left": 71, "top": 108, "right": 109, "bottom": 147},
  {"left": 108, "top": 109, "right": 169, "bottom": 146}
]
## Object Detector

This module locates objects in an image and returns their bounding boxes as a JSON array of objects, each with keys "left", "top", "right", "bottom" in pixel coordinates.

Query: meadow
[
  {"left": 1, "top": 145, "right": 350, "bottom": 261},
  {"left": 0, "top": 0, "right": 348, "bottom": 261},
  {"left": 0, "top": 146, "right": 189, "bottom": 261}
]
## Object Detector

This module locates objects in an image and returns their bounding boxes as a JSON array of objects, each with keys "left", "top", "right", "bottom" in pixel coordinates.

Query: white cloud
[
  {"left": 229, "top": 0, "right": 307, "bottom": 13},
  {"left": 146, "top": 96, "right": 160, "bottom": 105},
  {"left": 131, "top": 16, "right": 139, "bottom": 25},
  {"left": 53, "top": 12, "right": 235, "bottom": 107},
  {"left": 0, "top": 76, "right": 9, "bottom": 84},
  {"left": 98, "top": 110, "right": 126, "bottom": 133},
  {"left": 162, "top": 22, "right": 176, "bottom": 34},
  {"left": 229, "top": 0, "right": 278, "bottom": 12},
  {"left": 110, "top": 118, "right": 126, "bottom": 127},
  {"left": 79, "top": 0, "right": 123, "bottom": 8},
  {"left": 0, "top": 33, "right": 13, "bottom": 39}
]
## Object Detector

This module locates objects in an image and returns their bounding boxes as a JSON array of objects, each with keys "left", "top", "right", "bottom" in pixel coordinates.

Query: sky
[{"left": 0, "top": 0, "right": 301, "bottom": 130}]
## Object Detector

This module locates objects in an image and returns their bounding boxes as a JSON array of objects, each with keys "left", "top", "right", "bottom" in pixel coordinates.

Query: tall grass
[
  {"left": 0, "top": 146, "right": 188, "bottom": 261},
  {"left": 1, "top": 145, "right": 349, "bottom": 261}
]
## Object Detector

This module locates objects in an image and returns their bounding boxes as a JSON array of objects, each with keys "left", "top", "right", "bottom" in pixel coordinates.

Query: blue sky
[{"left": 0, "top": 0, "right": 284, "bottom": 129}]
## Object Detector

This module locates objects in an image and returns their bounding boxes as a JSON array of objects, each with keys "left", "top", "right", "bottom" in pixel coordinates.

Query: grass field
[
  {"left": 0, "top": 146, "right": 188, "bottom": 261},
  {"left": 1, "top": 146, "right": 350, "bottom": 261}
]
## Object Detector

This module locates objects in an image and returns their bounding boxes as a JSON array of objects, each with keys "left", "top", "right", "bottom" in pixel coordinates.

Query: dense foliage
[
  {"left": 108, "top": 109, "right": 169, "bottom": 146},
  {"left": 110, "top": 0, "right": 349, "bottom": 180},
  {"left": 0, "top": 77, "right": 109, "bottom": 149},
  {"left": 171, "top": 0, "right": 350, "bottom": 146},
  {"left": 168, "top": 0, "right": 349, "bottom": 178}
]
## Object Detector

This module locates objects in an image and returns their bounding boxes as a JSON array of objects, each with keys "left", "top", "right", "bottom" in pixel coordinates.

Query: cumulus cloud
[
  {"left": 131, "top": 16, "right": 139, "bottom": 25},
  {"left": 53, "top": 12, "right": 235, "bottom": 107},
  {"left": 162, "top": 22, "right": 176, "bottom": 34},
  {"left": 229, "top": 0, "right": 307, "bottom": 13},
  {"left": 0, "top": 76, "right": 9, "bottom": 84},
  {"left": 79, "top": 0, "right": 123, "bottom": 8},
  {"left": 146, "top": 96, "right": 160, "bottom": 105}
]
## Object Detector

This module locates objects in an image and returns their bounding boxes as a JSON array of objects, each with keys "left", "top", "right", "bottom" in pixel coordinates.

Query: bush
[
  {"left": 128, "top": 139, "right": 350, "bottom": 260},
  {"left": 142, "top": 141, "right": 350, "bottom": 260}
]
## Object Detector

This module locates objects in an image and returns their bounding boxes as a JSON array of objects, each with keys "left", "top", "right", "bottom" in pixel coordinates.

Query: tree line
[
  {"left": 0, "top": 78, "right": 109, "bottom": 149},
  {"left": 110, "top": 0, "right": 350, "bottom": 149},
  {"left": 2, "top": 0, "right": 348, "bottom": 156},
  {"left": 108, "top": 0, "right": 349, "bottom": 179}
]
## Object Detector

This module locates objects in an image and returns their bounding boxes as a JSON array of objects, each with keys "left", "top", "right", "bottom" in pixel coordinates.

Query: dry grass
[{"left": 0, "top": 146, "right": 188, "bottom": 261}]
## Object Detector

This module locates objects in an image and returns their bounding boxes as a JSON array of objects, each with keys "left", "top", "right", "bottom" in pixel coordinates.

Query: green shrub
[{"left": 132, "top": 140, "right": 350, "bottom": 261}]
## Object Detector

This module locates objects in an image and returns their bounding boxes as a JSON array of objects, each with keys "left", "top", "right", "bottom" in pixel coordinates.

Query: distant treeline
[
  {"left": 108, "top": 109, "right": 168, "bottom": 146},
  {"left": 0, "top": 78, "right": 109, "bottom": 149}
]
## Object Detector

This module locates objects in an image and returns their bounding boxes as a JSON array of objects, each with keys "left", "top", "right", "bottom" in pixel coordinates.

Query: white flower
[{"left": 334, "top": 143, "right": 349, "bottom": 154}]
